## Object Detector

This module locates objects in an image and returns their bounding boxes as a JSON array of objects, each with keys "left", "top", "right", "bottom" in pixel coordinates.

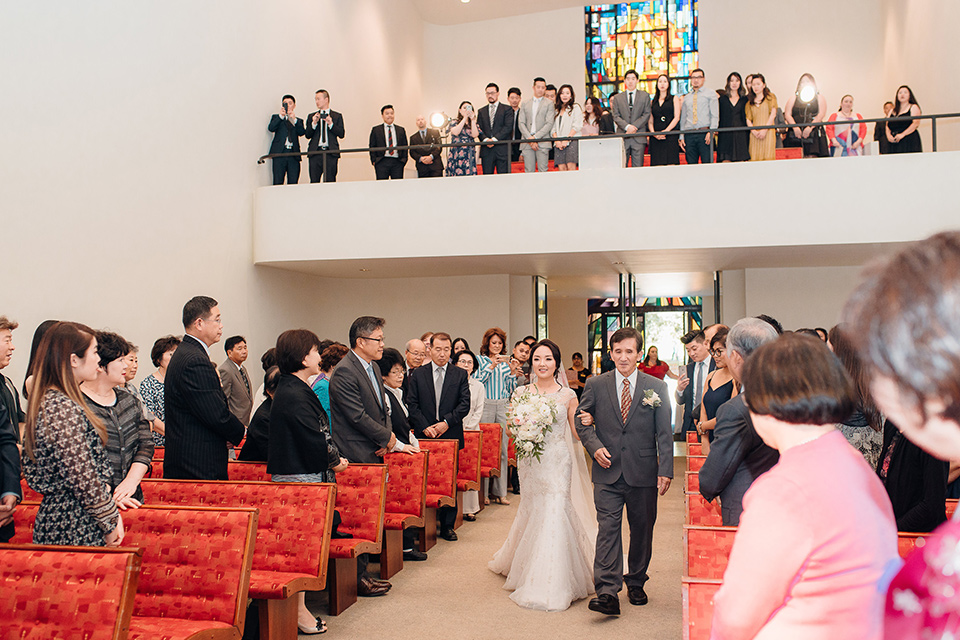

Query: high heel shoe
[{"left": 298, "top": 616, "right": 327, "bottom": 635}]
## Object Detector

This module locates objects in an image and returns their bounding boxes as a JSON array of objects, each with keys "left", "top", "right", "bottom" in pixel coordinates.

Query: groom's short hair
[{"left": 609, "top": 327, "right": 641, "bottom": 351}]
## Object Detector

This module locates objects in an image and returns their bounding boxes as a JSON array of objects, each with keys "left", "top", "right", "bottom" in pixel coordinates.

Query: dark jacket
[
  {"left": 369, "top": 123, "right": 408, "bottom": 166},
  {"left": 406, "top": 362, "right": 470, "bottom": 449},
  {"left": 878, "top": 419, "right": 948, "bottom": 532},
  {"left": 268, "top": 114, "right": 306, "bottom": 157},
  {"left": 268, "top": 374, "right": 331, "bottom": 476},
  {"left": 385, "top": 390, "right": 412, "bottom": 445},
  {"left": 477, "top": 103, "right": 515, "bottom": 159},
  {"left": 0, "top": 399, "right": 21, "bottom": 542},
  {"left": 305, "top": 109, "right": 345, "bottom": 157},
  {"left": 238, "top": 397, "right": 271, "bottom": 462}
]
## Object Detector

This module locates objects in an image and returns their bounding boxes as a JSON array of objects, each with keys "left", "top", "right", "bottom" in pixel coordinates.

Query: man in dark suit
[
  {"left": 304, "top": 89, "right": 345, "bottom": 183},
  {"left": 610, "top": 70, "right": 652, "bottom": 167},
  {"left": 675, "top": 328, "right": 714, "bottom": 435},
  {"left": 406, "top": 332, "right": 470, "bottom": 541},
  {"left": 218, "top": 335, "right": 253, "bottom": 427},
  {"left": 576, "top": 327, "right": 673, "bottom": 615},
  {"left": 0, "top": 316, "right": 22, "bottom": 542},
  {"left": 477, "top": 83, "right": 514, "bottom": 175},
  {"left": 369, "top": 105, "right": 407, "bottom": 180},
  {"left": 267, "top": 94, "right": 305, "bottom": 185},
  {"left": 329, "top": 316, "right": 413, "bottom": 596},
  {"left": 699, "top": 318, "right": 780, "bottom": 526},
  {"left": 164, "top": 296, "right": 245, "bottom": 481},
  {"left": 507, "top": 86, "right": 523, "bottom": 163},
  {"left": 409, "top": 115, "right": 444, "bottom": 178}
]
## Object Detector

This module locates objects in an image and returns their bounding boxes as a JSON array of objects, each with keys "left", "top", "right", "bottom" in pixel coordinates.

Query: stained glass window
[{"left": 585, "top": 1, "right": 699, "bottom": 103}]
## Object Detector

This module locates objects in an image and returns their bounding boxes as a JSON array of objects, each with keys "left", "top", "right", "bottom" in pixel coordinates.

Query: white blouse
[
  {"left": 464, "top": 378, "right": 485, "bottom": 431},
  {"left": 551, "top": 104, "right": 583, "bottom": 138}
]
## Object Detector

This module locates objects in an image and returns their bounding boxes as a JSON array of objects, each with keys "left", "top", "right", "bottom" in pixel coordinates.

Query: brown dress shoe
[{"left": 358, "top": 576, "right": 389, "bottom": 597}]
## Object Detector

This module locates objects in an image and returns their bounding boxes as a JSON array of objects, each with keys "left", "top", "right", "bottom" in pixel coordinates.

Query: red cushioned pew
[
  {"left": 228, "top": 461, "right": 271, "bottom": 481},
  {"left": 455, "top": 430, "right": 482, "bottom": 529},
  {"left": 1, "top": 543, "right": 143, "bottom": 640},
  {"left": 381, "top": 451, "right": 428, "bottom": 579},
  {"left": 685, "top": 471, "right": 699, "bottom": 493},
  {"left": 685, "top": 492, "right": 722, "bottom": 526},
  {"left": 688, "top": 455, "right": 706, "bottom": 472},
  {"left": 328, "top": 464, "right": 387, "bottom": 616},
  {"left": 417, "top": 439, "right": 458, "bottom": 552},
  {"left": 14, "top": 503, "right": 258, "bottom": 640},
  {"left": 682, "top": 577, "right": 722, "bottom": 640},
  {"left": 142, "top": 479, "right": 336, "bottom": 640},
  {"left": 479, "top": 423, "right": 503, "bottom": 513}
]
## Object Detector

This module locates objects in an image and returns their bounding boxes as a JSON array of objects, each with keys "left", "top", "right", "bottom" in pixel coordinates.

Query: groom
[{"left": 576, "top": 327, "right": 673, "bottom": 615}]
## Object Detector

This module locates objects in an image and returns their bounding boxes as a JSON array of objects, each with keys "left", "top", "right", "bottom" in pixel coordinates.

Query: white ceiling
[{"left": 411, "top": 0, "right": 586, "bottom": 25}]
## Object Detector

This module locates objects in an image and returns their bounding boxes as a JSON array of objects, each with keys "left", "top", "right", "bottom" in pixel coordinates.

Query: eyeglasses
[
  {"left": 710, "top": 348, "right": 725, "bottom": 357},
  {"left": 359, "top": 336, "right": 384, "bottom": 344}
]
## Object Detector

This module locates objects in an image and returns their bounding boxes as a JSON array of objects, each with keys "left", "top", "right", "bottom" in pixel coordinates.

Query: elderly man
[{"left": 698, "top": 317, "right": 781, "bottom": 525}]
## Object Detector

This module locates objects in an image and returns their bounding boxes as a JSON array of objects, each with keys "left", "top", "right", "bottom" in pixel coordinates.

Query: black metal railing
[{"left": 257, "top": 112, "right": 960, "bottom": 174}]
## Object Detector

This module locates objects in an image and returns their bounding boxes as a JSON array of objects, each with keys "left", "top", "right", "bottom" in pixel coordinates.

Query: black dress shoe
[
  {"left": 358, "top": 576, "right": 389, "bottom": 597},
  {"left": 403, "top": 548, "right": 428, "bottom": 561},
  {"left": 627, "top": 586, "right": 648, "bottom": 606},
  {"left": 588, "top": 594, "right": 620, "bottom": 616},
  {"left": 463, "top": 513, "right": 477, "bottom": 522},
  {"left": 439, "top": 528, "right": 458, "bottom": 541}
]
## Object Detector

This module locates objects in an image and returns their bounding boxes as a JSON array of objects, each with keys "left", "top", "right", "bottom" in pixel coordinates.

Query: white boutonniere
[{"left": 642, "top": 389, "right": 662, "bottom": 408}]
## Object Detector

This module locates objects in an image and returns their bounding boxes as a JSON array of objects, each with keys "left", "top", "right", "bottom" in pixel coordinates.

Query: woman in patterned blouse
[
  {"left": 23, "top": 322, "right": 123, "bottom": 547},
  {"left": 139, "top": 335, "right": 180, "bottom": 447},
  {"left": 80, "top": 331, "right": 154, "bottom": 508}
]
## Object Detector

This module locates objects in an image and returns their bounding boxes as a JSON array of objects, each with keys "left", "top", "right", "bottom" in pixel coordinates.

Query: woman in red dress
[{"left": 638, "top": 346, "right": 678, "bottom": 381}]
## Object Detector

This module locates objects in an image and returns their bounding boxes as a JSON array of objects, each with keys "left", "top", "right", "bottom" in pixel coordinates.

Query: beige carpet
[{"left": 307, "top": 456, "right": 685, "bottom": 639}]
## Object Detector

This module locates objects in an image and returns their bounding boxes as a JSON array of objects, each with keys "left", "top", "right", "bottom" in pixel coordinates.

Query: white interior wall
[
  {"left": 546, "top": 296, "right": 587, "bottom": 366},
  {"left": 743, "top": 266, "right": 866, "bottom": 331}
]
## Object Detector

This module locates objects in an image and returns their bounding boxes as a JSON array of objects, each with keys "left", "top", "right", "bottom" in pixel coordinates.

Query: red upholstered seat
[
  {"left": 685, "top": 471, "right": 700, "bottom": 493},
  {"left": 948, "top": 499, "right": 958, "bottom": 518},
  {"left": 456, "top": 431, "right": 481, "bottom": 491},
  {"left": 1, "top": 543, "right": 142, "bottom": 640},
  {"left": 686, "top": 492, "right": 722, "bottom": 526},
  {"left": 507, "top": 436, "right": 516, "bottom": 467},
  {"left": 688, "top": 455, "right": 706, "bottom": 472},
  {"left": 898, "top": 532, "right": 930, "bottom": 559},
  {"left": 418, "top": 440, "right": 458, "bottom": 508},
  {"left": 128, "top": 617, "right": 235, "bottom": 640},
  {"left": 8, "top": 501, "right": 37, "bottom": 544},
  {"left": 227, "top": 461, "right": 271, "bottom": 481},
  {"left": 688, "top": 443, "right": 703, "bottom": 456},
  {"left": 383, "top": 451, "right": 427, "bottom": 529},
  {"left": 686, "top": 431, "right": 699, "bottom": 444},
  {"left": 478, "top": 424, "right": 502, "bottom": 478},
  {"left": 123, "top": 505, "right": 257, "bottom": 637},
  {"left": 147, "top": 459, "right": 163, "bottom": 479},
  {"left": 684, "top": 525, "right": 736, "bottom": 579},
  {"left": 19, "top": 478, "right": 42, "bottom": 502},
  {"left": 152, "top": 447, "right": 165, "bottom": 459},
  {"left": 682, "top": 577, "right": 722, "bottom": 640}
]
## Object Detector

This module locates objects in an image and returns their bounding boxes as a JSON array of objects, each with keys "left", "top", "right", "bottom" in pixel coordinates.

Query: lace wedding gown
[{"left": 489, "top": 386, "right": 596, "bottom": 611}]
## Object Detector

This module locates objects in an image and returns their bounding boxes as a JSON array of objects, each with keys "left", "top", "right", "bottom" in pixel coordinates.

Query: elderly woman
[
  {"left": 139, "top": 335, "right": 180, "bottom": 447},
  {"left": 712, "top": 334, "right": 898, "bottom": 640},
  {"left": 842, "top": 231, "right": 960, "bottom": 637},
  {"left": 238, "top": 366, "right": 280, "bottom": 462},
  {"left": 80, "top": 331, "right": 154, "bottom": 509},
  {"left": 455, "top": 349, "right": 485, "bottom": 520}
]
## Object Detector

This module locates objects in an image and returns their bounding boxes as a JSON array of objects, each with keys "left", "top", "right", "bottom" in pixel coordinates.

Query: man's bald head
[
  {"left": 405, "top": 339, "right": 426, "bottom": 368},
  {"left": 416, "top": 115, "right": 427, "bottom": 130}
]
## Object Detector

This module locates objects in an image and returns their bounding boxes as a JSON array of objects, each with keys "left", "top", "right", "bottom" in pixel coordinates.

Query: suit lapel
[
  {"left": 352, "top": 352, "right": 384, "bottom": 418},
  {"left": 605, "top": 374, "right": 624, "bottom": 426},
  {"left": 625, "top": 376, "right": 644, "bottom": 425}
]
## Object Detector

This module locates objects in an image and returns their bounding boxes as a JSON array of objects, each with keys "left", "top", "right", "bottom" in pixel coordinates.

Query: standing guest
[
  {"left": 406, "top": 332, "right": 470, "bottom": 541},
  {"left": 697, "top": 328, "right": 739, "bottom": 453},
  {"left": 512, "top": 340, "right": 533, "bottom": 386},
  {"left": 717, "top": 72, "right": 750, "bottom": 163},
  {"left": 420, "top": 332, "right": 434, "bottom": 348},
  {"left": 267, "top": 94, "right": 305, "bottom": 185},
  {"left": 827, "top": 95, "right": 868, "bottom": 157},
  {"left": 518, "top": 77, "right": 556, "bottom": 173},
  {"left": 545, "top": 84, "right": 559, "bottom": 163},
  {"left": 877, "top": 416, "right": 948, "bottom": 533},
  {"left": 478, "top": 83, "right": 515, "bottom": 175},
  {"left": 745, "top": 74, "right": 779, "bottom": 161},
  {"left": 675, "top": 330, "right": 713, "bottom": 436},
  {"left": 410, "top": 115, "right": 444, "bottom": 178},
  {"left": 784, "top": 73, "right": 829, "bottom": 158},
  {"left": 611, "top": 69, "right": 652, "bottom": 167},
  {"left": 23, "top": 322, "right": 123, "bottom": 547},
  {"left": 638, "top": 346, "right": 678, "bottom": 381},
  {"left": 0, "top": 316, "right": 22, "bottom": 542},
  {"left": 567, "top": 351, "right": 591, "bottom": 400},
  {"left": 268, "top": 329, "right": 348, "bottom": 635},
  {"left": 679, "top": 68, "right": 719, "bottom": 165},
  {"left": 698, "top": 318, "right": 779, "bottom": 525},
  {"left": 218, "top": 335, "right": 253, "bottom": 427},
  {"left": 164, "top": 296, "right": 245, "bottom": 481},
  {"left": 305, "top": 89, "right": 344, "bottom": 183},
  {"left": 0, "top": 317, "right": 24, "bottom": 442},
  {"left": 648, "top": 74, "right": 681, "bottom": 166},
  {"left": 377, "top": 347, "right": 427, "bottom": 561},
  {"left": 238, "top": 366, "right": 280, "bottom": 463},
  {"left": 313, "top": 343, "right": 349, "bottom": 420},
  {"left": 452, "top": 337, "right": 470, "bottom": 356},
  {"left": 456, "top": 349, "right": 485, "bottom": 521},
  {"left": 446, "top": 102, "right": 479, "bottom": 177},
  {"left": 600, "top": 93, "right": 617, "bottom": 134},
  {"left": 827, "top": 326, "right": 882, "bottom": 467},
  {"left": 874, "top": 101, "right": 894, "bottom": 155},
  {"left": 474, "top": 327, "right": 519, "bottom": 504},
  {"left": 139, "top": 335, "right": 179, "bottom": 447},
  {"left": 250, "top": 347, "right": 277, "bottom": 417},
  {"left": 551, "top": 84, "right": 582, "bottom": 171},
  {"left": 886, "top": 85, "right": 923, "bottom": 154},
  {"left": 120, "top": 346, "right": 157, "bottom": 429},
  {"left": 404, "top": 338, "right": 427, "bottom": 379},
  {"left": 711, "top": 334, "right": 898, "bottom": 640},
  {"left": 507, "top": 87, "right": 523, "bottom": 163},
  {"left": 582, "top": 97, "right": 604, "bottom": 138},
  {"left": 80, "top": 331, "right": 153, "bottom": 508},
  {"left": 369, "top": 105, "right": 408, "bottom": 180},
  {"left": 21, "top": 319, "right": 58, "bottom": 400}
]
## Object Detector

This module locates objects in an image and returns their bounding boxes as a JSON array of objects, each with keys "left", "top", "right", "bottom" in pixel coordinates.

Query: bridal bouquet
[{"left": 506, "top": 388, "right": 561, "bottom": 462}]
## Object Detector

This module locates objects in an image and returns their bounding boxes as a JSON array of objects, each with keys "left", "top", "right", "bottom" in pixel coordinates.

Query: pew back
[
  {"left": 479, "top": 423, "right": 503, "bottom": 478},
  {"left": 419, "top": 439, "right": 458, "bottom": 508},
  {"left": 457, "top": 430, "right": 482, "bottom": 491},
  {"left": 384, "top": 450, "right": 428, "bottom": 527}
]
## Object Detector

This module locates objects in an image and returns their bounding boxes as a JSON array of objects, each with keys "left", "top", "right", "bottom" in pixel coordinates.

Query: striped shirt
[{"left": 473, "top": 354, "right": 518, "bottom": 400}]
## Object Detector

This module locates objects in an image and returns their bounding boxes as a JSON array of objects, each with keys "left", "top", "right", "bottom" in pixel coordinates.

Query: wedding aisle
[{"left": 307, "top": 457, "right": 685, "bottom": 639}]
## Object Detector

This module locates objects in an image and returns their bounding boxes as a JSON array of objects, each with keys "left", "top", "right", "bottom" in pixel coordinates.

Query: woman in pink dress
[
  {"left": 842, "top": 231, "right": 960, "bottom": 639},
  {"left": 711, "top": 334, "right": 899, "bottom": 640}
]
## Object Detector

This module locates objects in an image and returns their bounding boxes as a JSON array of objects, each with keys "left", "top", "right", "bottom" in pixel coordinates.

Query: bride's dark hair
[{"left": 530, "top": 339, "right": 562, "bottom": 379}]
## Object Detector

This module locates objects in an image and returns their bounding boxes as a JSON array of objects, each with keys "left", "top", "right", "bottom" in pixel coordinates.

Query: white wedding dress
[{"left": 488, "top": 386, "right": 597, "bottom": 611}]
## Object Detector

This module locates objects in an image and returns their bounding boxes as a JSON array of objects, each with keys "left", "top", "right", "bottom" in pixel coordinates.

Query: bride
[{"left": 489, "top": 339, "right": 597, "bottom": 611}]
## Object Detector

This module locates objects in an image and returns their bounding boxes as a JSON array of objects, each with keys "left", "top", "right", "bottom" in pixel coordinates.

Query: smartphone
[{"left": 465, "top": 105, "right": 474, "bottom": 112}]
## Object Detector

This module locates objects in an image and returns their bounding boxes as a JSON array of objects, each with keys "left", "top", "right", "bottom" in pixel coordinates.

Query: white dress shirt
[
  {"left": 383, "top": 123, "right": 398, "bottom": 158},
  {"left": 615, "top": 368, "right": 639, "bottom": 413}
]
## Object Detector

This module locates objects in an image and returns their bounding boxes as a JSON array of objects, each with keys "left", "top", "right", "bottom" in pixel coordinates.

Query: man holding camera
[
  {"left": 267, "top": 94, "right": 305, "bottom": 185},
  {"left": 305, "top": 89, "right": 345, "bottom": 183}
]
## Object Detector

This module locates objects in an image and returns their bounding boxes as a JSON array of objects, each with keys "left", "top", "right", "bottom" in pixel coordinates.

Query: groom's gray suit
[{"left": 576, "top": 369, "right": 673, "bottom": 597}]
